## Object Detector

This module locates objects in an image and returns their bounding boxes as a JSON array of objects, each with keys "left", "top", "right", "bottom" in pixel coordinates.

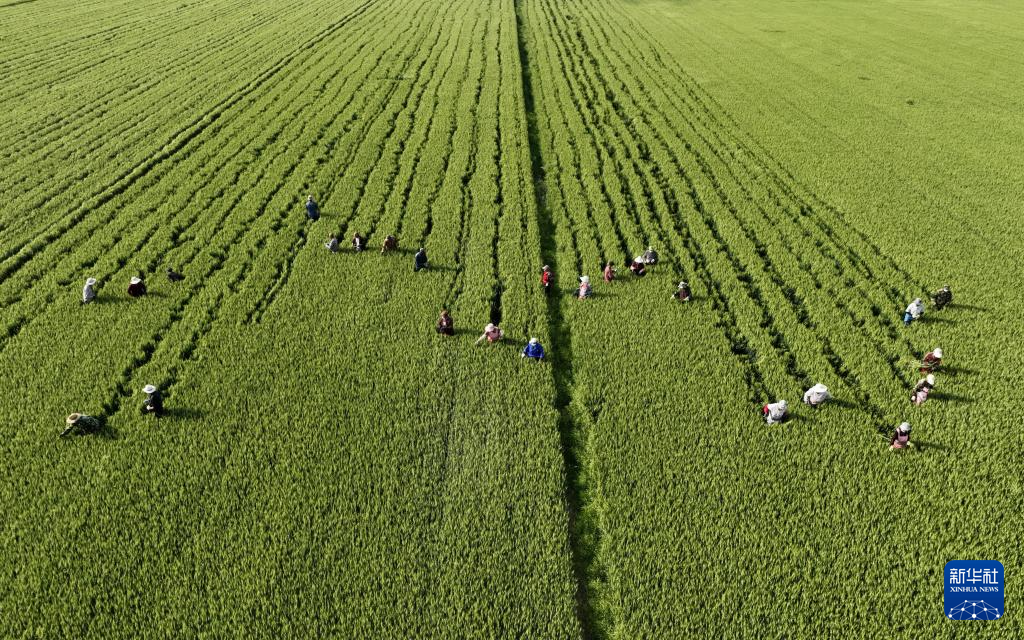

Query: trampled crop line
[
  {"left": 0, "top": 0, "right": 397, "bottom": 350},
  {"left": 246, "top": 0, "right": 449, "bottom": 324},
  {"left": 514, "top": 1, "right": 604, "bottom": 637},
  {"left": 0, "top": 4, "right": 389, "bottom": 347},
  {"left": 538, "top": 0, "right": 775, "bottom": 403},
  {"left": 587, "top": 0, "right": 927, "bottom": 299},
  {"left": 0, "top": 0, "right": 322, "bottom": 232},
  {"left": 568, "top": 4, "right": 916, "bottom": 408},
  {"left": 0, "top": 0, "right": 380, "bottom": 283}
]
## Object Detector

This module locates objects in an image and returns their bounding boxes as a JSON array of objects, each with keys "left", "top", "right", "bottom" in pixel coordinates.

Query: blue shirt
[
  {"left": 306, "top": 200, "right": 320, "bottom": 220},
  {"left": 523, "top": 342, "right": 545, "bottom": 359}
]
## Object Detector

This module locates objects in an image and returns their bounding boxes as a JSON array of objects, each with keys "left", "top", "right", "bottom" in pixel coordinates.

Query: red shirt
[{"left": 541, "top": 271, "right": 551, "bottom": 285}]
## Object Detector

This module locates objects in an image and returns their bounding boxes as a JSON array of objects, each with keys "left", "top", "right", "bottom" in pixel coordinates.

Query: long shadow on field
[
  {"left": 929, "top": 391, "right": 975, "bottom": 405},
  {"left": 161, "top": 407, "right": 207, "bottom": 421},
  {"left": 946, "top": 302, "right": 990, "bottom": 314}
]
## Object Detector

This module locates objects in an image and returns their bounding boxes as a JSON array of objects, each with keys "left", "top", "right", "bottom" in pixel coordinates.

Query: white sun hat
[
  {"left": 933, "top": 348, "right": 943, "bottom": 358},
  {"left": 485, "top": 323, "right": 495, "bottom": 332},
  {"left": 66, "top": 413, "right": 81, "bottom": 425},
  {"left": 898, "top": 422, "right": 911, "bottom": 433},
  {"left": 85, "top": 277, "right": 97, "bottom": 286},
  {"left": 130, "top": 276, "right": 142, "bottom": 285},
  {"left": 926, "top": 374, "right": 935, "bottom": 385},
  {"left": 142, "top": 384, "right": 157, "bottom": 394},
  {"left": 580, "top": 275, "right": 589, "bottom": 284},
  {"left": 529, "top": 337, "right": 538, "bottom": 344},
  {"left": 778, "top": 400, "right": 788, "bottom": 410}
]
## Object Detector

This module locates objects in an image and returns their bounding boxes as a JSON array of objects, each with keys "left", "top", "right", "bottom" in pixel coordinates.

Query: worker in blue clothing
[
  {"left": 522, "top": 338, "right": 545, "bottom": 361},
  {"left": 305, "top": 195, "right": 320, "bottom": 221}
]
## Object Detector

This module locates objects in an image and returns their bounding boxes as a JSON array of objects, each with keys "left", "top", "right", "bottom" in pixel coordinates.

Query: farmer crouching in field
[
  {"left": 522, "top": 338, "right": 545, "bottom": 361},
  {"left": 325, "top": 235, "right": 339, "bottom": 253},
  {"left": 305, "top": 195, "right": 320, "bottom": 221},
  {"left": 436, "top": 309, "right": 454, "bottom": 336},
  {"left": 381, "top": 234, "right": 398, "bottom": 254},
  {"left": 920, "top": 347, "right": 943, "bottom": 374},
  {"left": 932, "top": 285, "right": 953, "bottom": 310},
  {"left": 910, "top": 374, "right": 935, "bottom": 406},
  {"left": 127, "top": 275, "right": 147, "bottom": 297},
  {"left": 903, "top": 297, "right": 924, "bottom": 326},
  {"left": 762, "top": 399, "right": 788, "bottom": 424},
  {"left": 803, "top": 383, "right": 831, "bottom": 408},
  {"left": 141, "top": 384, "right": 164, "bottom": 417},
  {"left": 672, "top": 280, "right": 692, "bottom": 302},
  {"left": 889, "top": 422, "right": 913, "bottom": 450},
  {"left": 629, "top": 256, "right": 646, "bottom": 277},
  {"left": 475, "top": 323, "right": 503, "bottom": 345},
  {"left": 82, "top": 277, "right": 97, "bottom": 304},
  {"left": 414, "top": 247, "right": 428, "bottom": 272},
  {"left": 351, "top": 232, "right": 365, "bottom": 252},
  {"left": 641, "top": 245, "right": 659, "bottom": 265},
  {"left": 574, "top": 276, "right": 592, "bottom": 300},
  {"left": 61, "top": 413, "right": 101, "bottom": 437}
]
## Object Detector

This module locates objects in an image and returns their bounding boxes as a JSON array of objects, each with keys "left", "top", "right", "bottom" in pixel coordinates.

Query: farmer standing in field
[
  {"left": 762, "top": 399, "right": 789, "bottom": 424},
  {"left": 436, "top": 309, "right": 454, "bottom": 336},
  {"left": 541, "top": 265, "right": 553, "bottom": 296},
  {"left": 603, "top": 261, "right": 616, "bottom": 283},
  {"left": 903, "top": 298, "right": 924, "bottom": 326},
  {"left": 166, "top": 267, "right": 184, "bottom": 282},
  {"left": 672, "top": 280, "right": 692, "bottom": 302},
  {"left": 802, "top": 383, "right": 831, "bottom": 408},
  {"left": 414, "top": 247, "right": 429, "bottom": 272},
  {"left": 889, "top": 422, "right": 913, "bottom": 450},
  {"left": 475, "top": 323, "right": 503, "bottom": 345},
  {"left": 910, "top": 374, "right": 935, "bottom": 406},
  {"left": 82, "top": 277, "right": 97, "bottom": 304},
  {"left": 61, "top": 413, "right": 101, "bottom": 437},
  {"left": 641, "top": 246, "right": 659, "bottom": 265},
  {"left": 141, "top": 384, "right": 164, "bottom": 416},
  {"left": 522, "top": 338, "right": 545, "bottom": 361},
  {"left": 381, "top": 234, "right": 398, "bottom": 254},
  {"left": 127, "top": 275, "right": 147, "bottom": 297},
  {"left": 931, "top": 285, "right": 953, "bottom": 310},
  {"left": 305, "top": 195, "right": 320, "bottom": 221},
  {"left": 919, "top": 347, "right": 943, "bottom": 373},
  {"left": 324, "top": 235, "right": 339, "bottom": 253}
]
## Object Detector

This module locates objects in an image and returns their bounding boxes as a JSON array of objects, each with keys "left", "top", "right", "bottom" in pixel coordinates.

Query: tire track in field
[
  {"left": 514, "top": 2, "right": 601, "bottom": 637},
  {"left": 0, "top": 0, "right": 380, "bottom": 282}
]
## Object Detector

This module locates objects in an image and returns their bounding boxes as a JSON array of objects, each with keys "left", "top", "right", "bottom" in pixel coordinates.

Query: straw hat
[
  {"left": 130, "top": 276, "right": 142, "bottom": 285},
  {"left": 85, "top": 277, "right": 97, "bottom": 286},
  {"left": 142, "top": 384, "right": 157, "bottom": 394},
  {"left": 66, "top": 413, "right": 81, "bottom": 425}
]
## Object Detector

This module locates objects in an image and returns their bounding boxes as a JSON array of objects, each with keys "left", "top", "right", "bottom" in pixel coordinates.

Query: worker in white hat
[
  {"left": 475, "top": 323, "right": 504, "bottom": 345},
  {"left": 889, "top": 422, "right": 913, "bottom": 450},
  {"left": 802, "top": 383, "right": 831, "bottom": 408},
  {"left": 762, "top": 399, "right": 789, "bottom": 424},
  {"left": 911, "top": 374, "right": 936, "bottom": 406},
  {"left": 672, "top": 280, "right": 692, "bottom": 302},
  {"left": 127, "top": 275, "right": 147, "bottom": 297},
  {"left": 141, "top": 384, "right": 164, "bottom": 416},
  {"left": 641, "top": 245, "right": 659, "bottom": 265},
  {"left": 903, "top": 298, "right": 924, "bottom": 326},
  {"left": 82, "top": 277, "right": 97, "bottom": 304},
  {"left": 305, "top": 194, "right": 320, "bottom": 221},
  {"left": 521, "top": 337, "right": 545, "bottom": 361},
  {"left": 920, "top": 347, "right": 943, "bottom": 373},
  {"left": 575, "top": 275, "right": 592, "bottom": 299}
]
